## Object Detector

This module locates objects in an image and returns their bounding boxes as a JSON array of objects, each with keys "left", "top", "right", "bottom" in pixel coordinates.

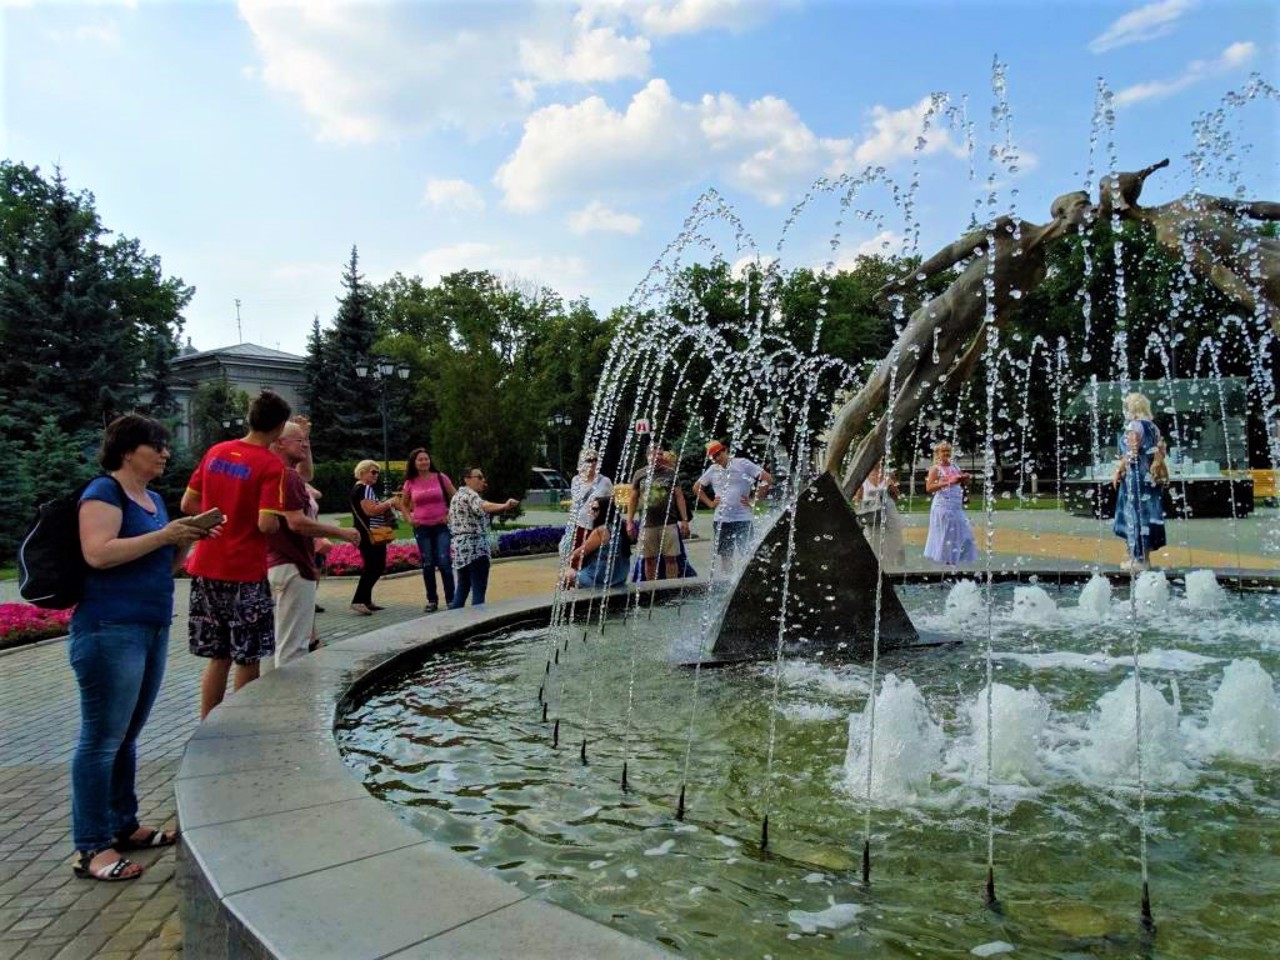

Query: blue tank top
[{"left": 76, "top": 477, "right": 176, "bottom": 627}]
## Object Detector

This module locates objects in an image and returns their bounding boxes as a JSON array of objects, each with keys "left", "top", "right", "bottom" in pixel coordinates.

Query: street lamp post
[
  {"left": 547, "top": 412, "right": 571, "bottom": 476},
  {"left": 356, "top": 356, "right": 411, "bottom": 495}
]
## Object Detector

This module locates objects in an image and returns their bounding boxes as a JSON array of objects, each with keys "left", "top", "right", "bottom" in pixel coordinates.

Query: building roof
[{"left": 173, "top": 342, "right": 305, "bottom": 367}]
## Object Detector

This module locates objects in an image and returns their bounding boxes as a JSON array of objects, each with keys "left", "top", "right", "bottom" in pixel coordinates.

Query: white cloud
[
  {"left": 495, "top": 79, "right": 853, "bottom": 212},
  {"left": 417, "top": 242, "right": 588, "bottom": 294},
  {"left": 237, "top": 1, "right": 648, "bottom": 142},
  {"left": 520, "top": 25, "right": 650, "bottom": 85},
  {"left": 423, "top": 179, "right": 486, "bottom": 214},
  {"left": 819, "top": 231, "right": 904, "bottom": 273},
  {"left": 730, "top": 254, "right": 778, "bottom": 278},
  {"left": 848, "top": 96, "right": 966, "bottom": 169},
  {"left": 1113, "top": 40, "right": 1257, "bottom": 107},
  {"left": 1089, "top": 0, "right": 1193, "bottom": 54},
  {"left": 568, "top": 201, "right": 642, "bottom": 234},
  {"left": 583, "top": 0, "right": 773, "bottom": 36}
]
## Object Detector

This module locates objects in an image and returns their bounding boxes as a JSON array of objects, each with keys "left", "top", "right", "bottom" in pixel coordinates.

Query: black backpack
[{"left": 18, "top": 476, "right": 124, "bottom": 610}]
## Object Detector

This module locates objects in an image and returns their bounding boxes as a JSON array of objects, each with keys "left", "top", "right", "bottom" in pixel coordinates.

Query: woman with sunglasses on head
[
  {"left": 349, "top": 460, "right": 401, "bottom": 615},
  {"left": 70, "top": 414, "right": 218, "bottom": 881},
  {"left": 400, "top": 448, "right": 457, "bottom": 612},
  {"left": 448, "top": 467, "right": 519, "bottom": 608}
]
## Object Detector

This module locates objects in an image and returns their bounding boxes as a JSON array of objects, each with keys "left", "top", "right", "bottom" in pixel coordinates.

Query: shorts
[
  {"left": 712, "top": 519, "right": 754, "bottom": 558},
  {"left": 638, "top": 523, "right": 680, "bottom": 559},
  {"left": 188, "top": 576, "right": 275, "bottom": 665}
]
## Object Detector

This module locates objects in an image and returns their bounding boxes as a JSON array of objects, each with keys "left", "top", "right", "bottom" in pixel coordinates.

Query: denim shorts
[{"left": 188, "top": 576, "right": 275, "bottom": 665}]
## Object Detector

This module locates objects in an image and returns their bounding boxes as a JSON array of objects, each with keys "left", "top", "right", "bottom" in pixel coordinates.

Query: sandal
[
  {"left": 73, "top": 848, "right": 143, "bottom": 882},
  {"left": 113, "top": 826, "right": 179, "bottom": 851}
]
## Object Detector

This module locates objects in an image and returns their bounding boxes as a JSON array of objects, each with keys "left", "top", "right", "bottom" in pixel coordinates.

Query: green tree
[
  {"left": 309, "top": 246, "right": 383, "bottom": 459},
  {"left": 21, "top": 416, "right": 98, "bottom": 508},
  {"left": 190, "top": 378, "right": 251, "bottom": 452},
  {"left": 0, "top": 418, "right": 34, "bottom": 561},
  {"left": 0, "top": 161, "right": 189, "bottom": 443}
]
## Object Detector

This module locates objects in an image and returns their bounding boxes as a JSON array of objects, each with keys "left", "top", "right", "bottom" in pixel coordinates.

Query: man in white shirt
[
  {"left": 568, "top": 448, "right": 613, "bottom": 566},
  {"left": 694, "top": 440, "right": 771, "bottom": 570}
]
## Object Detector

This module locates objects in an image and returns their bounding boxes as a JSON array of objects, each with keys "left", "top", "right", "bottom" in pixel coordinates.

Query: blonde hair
[
  {"left": 932, "top": 440, "right": 954, "bottom": 462},
  {"left": 353, "top": 459, "right": 380, "bottom": 479},
  {"left": 1123, "top": 392, "right": 1153, "bottom": 420}
]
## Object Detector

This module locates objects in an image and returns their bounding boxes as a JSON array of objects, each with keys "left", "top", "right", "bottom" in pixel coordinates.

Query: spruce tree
[
  {"left": 302, "top": 314, "right": 339, "bottom": 458},
  {"left": 315, "top": 246, "right": 382, "bottom": 459}
]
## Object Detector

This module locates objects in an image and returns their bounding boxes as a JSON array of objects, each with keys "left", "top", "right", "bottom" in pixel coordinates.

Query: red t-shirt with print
[{"left": 185, "top": 439, "right": 286, "bottom": 582}]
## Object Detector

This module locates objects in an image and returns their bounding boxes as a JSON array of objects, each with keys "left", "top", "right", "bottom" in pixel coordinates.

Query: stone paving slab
[{"left": 0, "top": 509, "right": 1274, "bottom": 958}]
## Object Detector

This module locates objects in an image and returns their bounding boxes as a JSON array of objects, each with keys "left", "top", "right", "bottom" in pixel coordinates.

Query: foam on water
[
  {"left": 1187, "top": 658, "right": 1280, "bottom": 763},
  {"left": 1011, "top": 585, "right": 1058, "bottom": 624},
  {"left": 995, "top": 649, "right": 1221, "bottom": 673},
  {"left": 781, "top": 702, "right": 844, "bottom": 722},
  {"left": 1184, "top": 569, "right": 1226, "bottom": 610},
  {"left": 1077, "top": 574, "right": 1112, "bottom": 621},
  {"left": 843, "top": 674, "right": 945, "bottom": 803},
  {"left": 773, "top": 660, "right": 869, "bottom": 699},
  {"left": 787, "top": 899, "right": 863, "bottom": 933}
]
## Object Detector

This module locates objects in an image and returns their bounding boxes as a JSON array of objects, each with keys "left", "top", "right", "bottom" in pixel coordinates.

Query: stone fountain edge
[{"left": 175, "top": 584, "right": 682, "bottom": 960}]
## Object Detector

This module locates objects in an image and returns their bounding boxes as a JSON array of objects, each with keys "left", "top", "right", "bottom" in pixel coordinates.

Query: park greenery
[{"left": 2, "top": 160, "right": 1272, "bottom": 567}]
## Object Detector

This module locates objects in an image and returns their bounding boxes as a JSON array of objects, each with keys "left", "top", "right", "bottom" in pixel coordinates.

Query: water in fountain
[{"left": 340, "top": 62, "right": 1277, "bottom": 958}]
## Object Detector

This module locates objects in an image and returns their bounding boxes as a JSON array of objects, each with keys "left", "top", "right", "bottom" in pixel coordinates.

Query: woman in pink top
[{"left": 401, "top": 448, "right": 457, "bottom": 611}]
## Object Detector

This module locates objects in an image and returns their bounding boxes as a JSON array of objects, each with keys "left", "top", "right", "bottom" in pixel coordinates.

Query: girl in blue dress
[{"left": 1112, "top": 392, "right": 1168, "bottom": 571}]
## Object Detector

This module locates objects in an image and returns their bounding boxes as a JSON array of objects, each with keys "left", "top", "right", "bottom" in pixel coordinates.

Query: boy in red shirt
[{"left": 182, "top": 390, "right": 291, "bottom": 719}]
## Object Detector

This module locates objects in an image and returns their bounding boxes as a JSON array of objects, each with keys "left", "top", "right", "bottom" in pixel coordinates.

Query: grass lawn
[
  {"left": 896, "top": 496, "right": 1065, "bottom": 514},
  {"left": 0, "top": 563, "right": 15, "bottom": 582}
]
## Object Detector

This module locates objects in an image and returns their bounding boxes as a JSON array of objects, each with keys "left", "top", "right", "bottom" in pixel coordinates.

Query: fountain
[{"left": 179, "top": 66, "right": 1280, "bottom": 960}]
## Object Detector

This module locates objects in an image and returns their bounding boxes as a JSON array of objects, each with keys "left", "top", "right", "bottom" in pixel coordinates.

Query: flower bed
[
  {"left": 322, "top": 525, "right": 565, "bottom": 576},
  {"left": 0, "top": 603, "right": 73, "bottom": 650}
]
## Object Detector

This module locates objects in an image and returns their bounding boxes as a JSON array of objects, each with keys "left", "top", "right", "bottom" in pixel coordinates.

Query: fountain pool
[{"left": 337, "top": 577, "right": 1280, "bottom": 959}]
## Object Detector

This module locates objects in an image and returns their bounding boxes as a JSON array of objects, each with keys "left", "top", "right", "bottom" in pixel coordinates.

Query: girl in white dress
[
  {"left": 858, "top": 460, "right": 906, "bottom": 567},
  {"left": 923, "top": 441, "right": 977, "bottom": 566}
]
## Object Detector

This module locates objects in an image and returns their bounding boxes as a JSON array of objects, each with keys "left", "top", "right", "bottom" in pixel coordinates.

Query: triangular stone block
[{"left": 712, "top": 471, "right": 919, "bottom": 662}]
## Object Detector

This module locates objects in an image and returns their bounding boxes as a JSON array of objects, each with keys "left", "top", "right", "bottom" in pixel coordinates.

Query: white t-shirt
[
  {"left": 696, "top": 457, "right": 764, "bottom": 522},
  {"left": 570, "top": 472, "right": 614, "bottom": 530}
]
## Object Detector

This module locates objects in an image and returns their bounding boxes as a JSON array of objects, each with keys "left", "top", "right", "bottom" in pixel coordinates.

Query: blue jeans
[
  {"left": 413, "top": 524, "right": 455, "bottom": 605},
  {"left": 68, "top": 617, "right": 169, "bottom": 851},
  {"left": 450, "top": 556, "right": 490, "bottom": 608}
]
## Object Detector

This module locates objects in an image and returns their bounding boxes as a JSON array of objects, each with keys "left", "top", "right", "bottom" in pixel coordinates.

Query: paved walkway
[{"left": 0, "top": 510, "right": 1274, "bottom": 958}]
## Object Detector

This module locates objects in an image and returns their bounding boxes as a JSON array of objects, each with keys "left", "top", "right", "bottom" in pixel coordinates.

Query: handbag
[{"left": 369, "top": 525, "right": 396, "bottom": 544}]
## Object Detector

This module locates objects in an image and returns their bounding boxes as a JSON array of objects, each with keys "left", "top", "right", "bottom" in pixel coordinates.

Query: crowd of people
[
  {"left": 65, "top": 388, "right": 518, "bottom": 882},
  {"left": 64, "top": 388, "right": 1164, "bottom": 882}
]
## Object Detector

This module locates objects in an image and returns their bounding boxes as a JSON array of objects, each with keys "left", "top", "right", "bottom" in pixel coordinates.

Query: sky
[{"left": 2, "top": 0, "right": 1277, "bottom": 356}]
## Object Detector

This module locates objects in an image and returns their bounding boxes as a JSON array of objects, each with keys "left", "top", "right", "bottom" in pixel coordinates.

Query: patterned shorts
[{"left": 188, "top": 576, "right": 275, "bottom": 665}]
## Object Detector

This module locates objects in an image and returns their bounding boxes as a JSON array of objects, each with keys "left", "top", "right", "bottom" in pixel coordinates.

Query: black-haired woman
[
  {"left": 71, "top": 414, "right": 216, "bottom": 881},
  {"left": 400, "top": 448, "right": 457, "bottom": 612}
]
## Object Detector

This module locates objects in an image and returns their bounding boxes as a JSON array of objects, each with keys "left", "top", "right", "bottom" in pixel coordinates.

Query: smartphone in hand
[{"left": 185, "top": 507, "right": 225, "bottom": 531}]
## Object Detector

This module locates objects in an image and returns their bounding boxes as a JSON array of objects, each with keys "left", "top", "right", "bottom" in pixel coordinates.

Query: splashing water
[
  {"left": 952, "top": 683, "right": 1050, "bottom": 784},
  {"left": 1075, "top": 676, "right": 1190, "bottom": 786},
  {"left": 1077, "top": 573, "right": 1113, "bottom": 620},
  {"left": 1133, "top": 569, "right": 1170, "bottom": 615},
  {"left": 843, "top": 674, "right": 945, "bottom": 803},
  {"left": 1011, "top": 585, "right": 1058, "bottom": 624},
  {"left": 1188, "top": 658, "right": 1280, "bottom": 763},
  {"left": 1184, "top": 568, "right": 1226, "bottom": 610},
  {"left": 945, "top": 579, "right": 985, "bottom": 621}
]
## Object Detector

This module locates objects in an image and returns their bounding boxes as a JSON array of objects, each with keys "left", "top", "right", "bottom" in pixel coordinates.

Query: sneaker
[
  {"left": 423, "top": 603, "right": 439, "bottom": 613},
  {"left": 350, "top": 603, "right": 373, "bottom": 616}
]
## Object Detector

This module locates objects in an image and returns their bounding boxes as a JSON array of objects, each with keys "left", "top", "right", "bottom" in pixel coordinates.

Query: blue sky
[{"left": 3, "top": 0, "right": 1276, "bottom": 355}]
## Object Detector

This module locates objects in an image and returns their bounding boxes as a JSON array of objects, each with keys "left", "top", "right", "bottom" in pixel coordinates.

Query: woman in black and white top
[{"left": 348, "top": 459, "right": 400, "bottom": 615}]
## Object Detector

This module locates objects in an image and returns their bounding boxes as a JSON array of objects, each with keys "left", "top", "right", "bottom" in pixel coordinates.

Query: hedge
[{"left": 322, "top": 525, "right": 564, "bottom": 575}]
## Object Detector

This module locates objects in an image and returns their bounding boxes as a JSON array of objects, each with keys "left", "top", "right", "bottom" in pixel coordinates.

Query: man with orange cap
[{"left": 694, "top": 440, "right": 771, "bottom": 571}]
